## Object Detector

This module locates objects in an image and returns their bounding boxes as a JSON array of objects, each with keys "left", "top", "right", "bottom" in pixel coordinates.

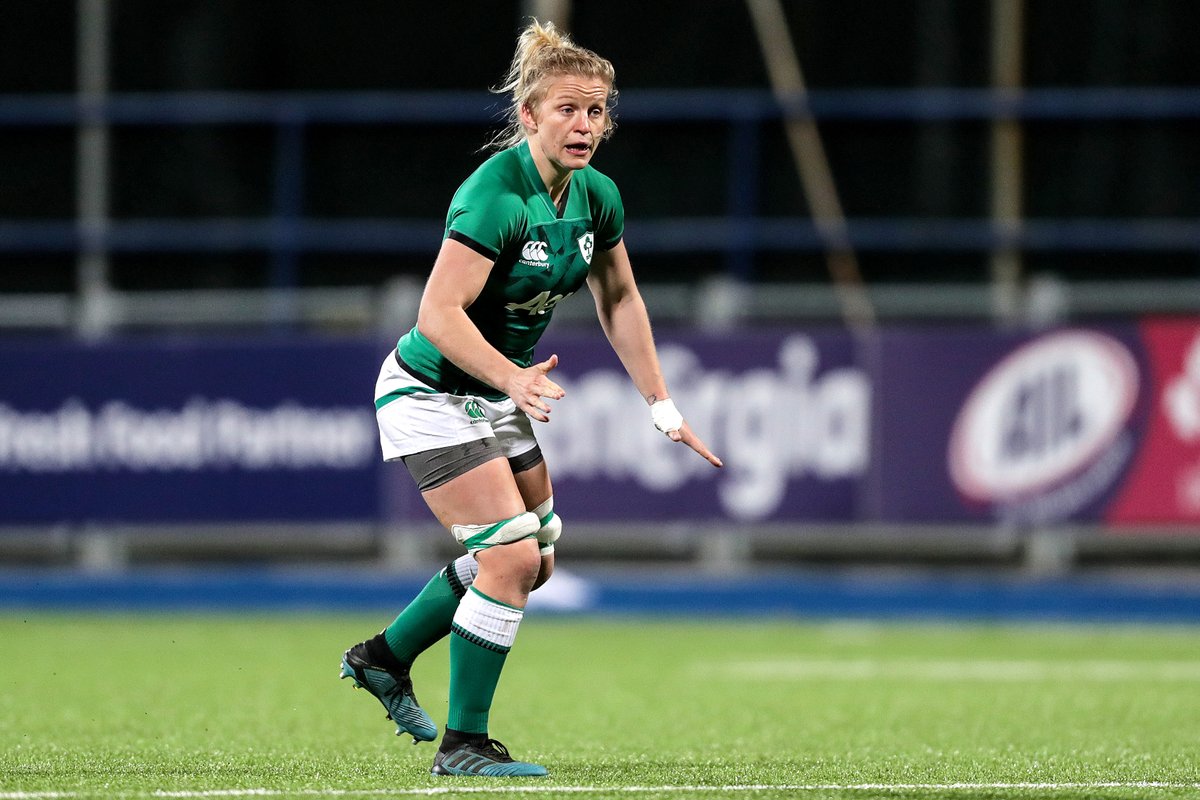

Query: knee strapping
[
  {"left": 451, "top": 511, "right": 539, "bottom": 553},
  {"left": 532, "top": 497, "right": 561, "bottom": 556}
]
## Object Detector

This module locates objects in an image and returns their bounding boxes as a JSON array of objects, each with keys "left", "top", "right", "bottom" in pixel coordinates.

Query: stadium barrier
[
  {"left": 2, "top": 318, "right": 1199, "bottom": 571},
  {"left": 4, "top": 87, "right": 1200, "bottom": 293}
]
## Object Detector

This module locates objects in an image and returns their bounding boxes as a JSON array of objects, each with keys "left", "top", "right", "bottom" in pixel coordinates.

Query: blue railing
[
  {"left": 7, "top": 87, "right": 1200, "bottom": 125},
  {"left": 2, "top": 88, "right": 1199, "bottom": 284}
]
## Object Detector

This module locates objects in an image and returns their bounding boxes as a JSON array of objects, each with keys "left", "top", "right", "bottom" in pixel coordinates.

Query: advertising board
[
  {"left": 3, "top": 320, "right": 1200, "bottom": 528},
  {"left": 0, "top": 338, "right": 381, "bottom": 522}
]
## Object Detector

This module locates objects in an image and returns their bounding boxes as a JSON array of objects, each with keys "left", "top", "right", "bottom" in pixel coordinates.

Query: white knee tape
[
  {"left": 451, "top": 511, "right": 539, "bottom": 553},
  {"left": 532, "top": 497, "right": 561, "bottom": 556}
]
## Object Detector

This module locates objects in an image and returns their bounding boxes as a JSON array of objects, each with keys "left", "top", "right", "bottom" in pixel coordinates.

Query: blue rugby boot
[
  {"left": 339, "top": 635, "right": 437, "bottom": 743},
  {"left": 431, "top": 737, "right": 549, "bottom": 777}
]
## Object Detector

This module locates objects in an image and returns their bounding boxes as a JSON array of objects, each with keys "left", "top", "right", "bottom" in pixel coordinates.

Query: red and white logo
[{"left": 1163, "top": 332, "right": 1200, "bottom": 443}]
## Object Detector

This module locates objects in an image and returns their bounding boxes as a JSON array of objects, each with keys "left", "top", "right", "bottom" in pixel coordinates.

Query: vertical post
[
  {"left": 725, "top": 113, "right": 760, "bottom": 281},
  {"left": 268, "top": 112, "right": 305, "bottom": 327},
  {"left": 698, "top": 112, "right": 763, "bottom": 331},
  {"left": 989, "top": 0, "right": 1026, "bottom": 324},
  {"left": 76, "top": 0, "right": 113, "bottom": 338},
  {"left": 914, "top": 0, "right": 957, "bottom": 218},
  {"left": 521, "top": 0, "right": 571, "bottom": 28}
]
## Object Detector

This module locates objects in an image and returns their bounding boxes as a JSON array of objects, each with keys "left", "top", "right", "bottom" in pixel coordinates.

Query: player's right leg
[
  {"left": 340, "top": 633, "right": 438, "bottom": 743},
  {"left": 342, "top": 355, "right": 495, "bottom": 743},
  {"left": 339, "top": 551, "right": 478, "bottom": 743}
]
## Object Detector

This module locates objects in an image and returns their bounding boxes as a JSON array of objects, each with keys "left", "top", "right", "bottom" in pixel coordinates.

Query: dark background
[{"left": 1, "top": 1, "right": 1197, "bottom": 294}]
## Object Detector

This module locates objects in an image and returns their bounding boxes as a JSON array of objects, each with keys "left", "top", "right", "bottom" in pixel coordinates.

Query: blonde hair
[{"left": 487, "top": 19, "right": 617, "bottom": 152}]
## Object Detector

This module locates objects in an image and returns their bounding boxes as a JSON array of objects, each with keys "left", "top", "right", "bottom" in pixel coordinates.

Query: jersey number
[{"left": 506, "top": 291, "right": 574, "bottom": 316}]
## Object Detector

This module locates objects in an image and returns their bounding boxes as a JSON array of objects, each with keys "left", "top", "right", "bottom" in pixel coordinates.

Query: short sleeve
[{"left": 445, "top": 182, "right": 526, "bottom": 259}]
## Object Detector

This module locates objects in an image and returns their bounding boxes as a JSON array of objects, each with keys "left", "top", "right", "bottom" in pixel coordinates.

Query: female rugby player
[{"left": 340, "top": 19, "right": 722, "bottom": 778}]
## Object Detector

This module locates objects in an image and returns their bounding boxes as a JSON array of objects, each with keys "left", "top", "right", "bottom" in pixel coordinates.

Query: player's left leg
[{"left": 422, "top": 458, "right": 549, "bottom": 777}]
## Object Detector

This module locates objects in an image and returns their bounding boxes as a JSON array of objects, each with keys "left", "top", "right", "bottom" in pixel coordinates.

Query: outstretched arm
[
  {"left": 586, "top": 241, "right": 722, "bottom": 467},
  {"left": 417, "top": 238, "right": 564, "bottom": 422}
]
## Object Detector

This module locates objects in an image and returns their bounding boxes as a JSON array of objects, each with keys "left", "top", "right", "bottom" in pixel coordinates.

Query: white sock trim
[{"left": 453, "top": 586, "right": 523, "bottom": 650}]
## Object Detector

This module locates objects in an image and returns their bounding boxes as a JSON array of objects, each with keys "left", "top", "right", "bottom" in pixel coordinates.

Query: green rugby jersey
[{"left": 396, "top": 140, "right": 624, "bottom": 400}]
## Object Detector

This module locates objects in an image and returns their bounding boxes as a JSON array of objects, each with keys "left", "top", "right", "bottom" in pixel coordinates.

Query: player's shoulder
[
  {"left": 578, "top": 162, "right": 621, "bottom": 199},
  {"left": 452, "top": 148, "right": 529, "bottom": 213},
  {"left": 458, "top": 147, "right": 526, "bottom": 195}
]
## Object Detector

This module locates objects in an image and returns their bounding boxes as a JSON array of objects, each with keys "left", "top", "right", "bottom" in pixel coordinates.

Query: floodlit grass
[{"left": 2, "top": 613, "right": 1200, "bottom": 799}]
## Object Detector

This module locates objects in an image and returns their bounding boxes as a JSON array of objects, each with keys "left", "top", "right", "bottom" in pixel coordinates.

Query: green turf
[{"left": 2, "top": 613, "right": 1200, "bottom": 799}]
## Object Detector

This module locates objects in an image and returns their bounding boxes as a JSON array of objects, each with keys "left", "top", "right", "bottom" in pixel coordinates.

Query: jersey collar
[{"left": 516, "top": 140, "right": 571, "bottom": 219}]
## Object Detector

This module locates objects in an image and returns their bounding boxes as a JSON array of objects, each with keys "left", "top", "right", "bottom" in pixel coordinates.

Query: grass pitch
[{"left": 2, "top": 613, "right": 1199, "bottom": 799}]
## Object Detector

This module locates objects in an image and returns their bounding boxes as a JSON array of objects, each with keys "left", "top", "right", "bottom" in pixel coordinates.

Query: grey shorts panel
[
  {"left": 401, "top": 439, "right": 546, "bottom": 491},
  {"left": 402, "top": 437, "right": 505, "bottom": 491},
  {"left": 507, "top": 444, "right": 544, "bottom": 475}
]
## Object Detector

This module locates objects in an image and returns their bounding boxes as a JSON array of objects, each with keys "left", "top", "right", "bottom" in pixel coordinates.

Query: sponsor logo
[
  {"left": 577, "top": 232, "right": 594, "bottom": 264},
  {"left": 1163, "top": 332, "right": 1200, "bottom": 514},
  {"left": 506, "top": 290, "right": 574, "bottom": 316},
  {"left": 464, "top": 399, "right": 486, "bottom": 422},
  {"left": 948, "top": 330, "right": 1139, "bottom": 514},
  {"left": 537, "top": 336, "right": 871, "bottom": 521},
  {"left": 0, "top": 398, "right": 376, "bottom": 473},
  {"left": 1163, "top": 332, "right": 1200, "bottom": 443},
  {"left": 519, "top": 240, "right": 549, "bottom": 267}
]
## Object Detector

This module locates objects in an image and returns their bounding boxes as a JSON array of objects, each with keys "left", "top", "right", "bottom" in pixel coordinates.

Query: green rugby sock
[
  {"left": 447, "top": 587, "right": 524, "bottom": 734},
  {"left": 383, "top": 555, "right": 477, "bottom": 664}
]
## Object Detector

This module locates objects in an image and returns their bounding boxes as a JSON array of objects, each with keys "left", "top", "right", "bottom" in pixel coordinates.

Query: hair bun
[{"left": 485, "top": 19, "right": 617, "bottom": 152}]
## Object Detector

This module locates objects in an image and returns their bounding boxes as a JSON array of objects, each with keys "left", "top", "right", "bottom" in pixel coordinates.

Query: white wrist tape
[{"left": 650, "top": 398, "right": 684, "bottom": 434}]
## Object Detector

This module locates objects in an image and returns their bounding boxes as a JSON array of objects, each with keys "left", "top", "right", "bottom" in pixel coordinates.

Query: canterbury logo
[
  {"left": 521, "top": 241, "right": 549, "bottom": 263},
  {"left": 464, "top": 400, "right": 486, "bottom": 421}
]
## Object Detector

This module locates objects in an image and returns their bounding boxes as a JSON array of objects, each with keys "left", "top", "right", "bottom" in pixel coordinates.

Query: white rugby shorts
[{"left": 374, "top": 352, "right": 539, "bottom": 462}]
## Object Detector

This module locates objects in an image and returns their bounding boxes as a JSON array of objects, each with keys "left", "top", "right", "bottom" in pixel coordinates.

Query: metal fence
[{"left": 3, "top": 87, "right": 1200, "bottom": 333}]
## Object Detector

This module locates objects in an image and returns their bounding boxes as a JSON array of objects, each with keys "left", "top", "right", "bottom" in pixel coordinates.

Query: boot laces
[{"left": 481, "top": 739, "right": 514, "bottom": 763}]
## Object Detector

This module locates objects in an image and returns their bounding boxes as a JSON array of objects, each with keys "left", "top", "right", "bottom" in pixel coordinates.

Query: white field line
[
  {"left": 705, "top": 659, "right": 1200, "bottom": 681},
  {"left": 3, "top": 783, "right": 1200, "bottom": 798}
]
